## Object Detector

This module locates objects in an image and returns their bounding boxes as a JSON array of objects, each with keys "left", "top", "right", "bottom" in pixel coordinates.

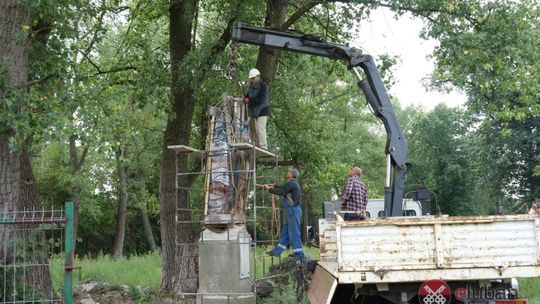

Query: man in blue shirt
[{"left": 263, "top": 168, "right": 304, "bottom": 259}]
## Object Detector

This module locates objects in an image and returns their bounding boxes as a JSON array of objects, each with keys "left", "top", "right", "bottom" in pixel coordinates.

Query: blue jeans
[{"left": 271, "top": 204, "right": 304, "bottom": 258}]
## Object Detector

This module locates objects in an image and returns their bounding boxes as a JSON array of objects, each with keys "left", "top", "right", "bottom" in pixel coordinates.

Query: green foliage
[
  {"left": 420, "top": 0, "right": 540, "bottom": 205},
  {"left": 406, "top": 105, "right": 490, "bottom": 215},
  {"left": 34, "top": 140, "right": 161, "bottom": 255},
  {"left": 262, "top": 49, "right": 388, "bottom": 213},
  {"left": 270, "top": 276, "right": 309, "bottom": 304},
  {"left": 128, "top": 285, "right": 158, "bottom": 303},
  {"left": 34, "top": 143, "right": 82, "bottom": 207},
  {"left": 426, "top": 0, "right": 540, "bottom": 122},
  {"left": 29, "top": 0, "right": 166, "bottom": 256}
]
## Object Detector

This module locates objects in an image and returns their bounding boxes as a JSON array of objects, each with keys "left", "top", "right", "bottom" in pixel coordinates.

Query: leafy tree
[
  {"left": 406, "top": 105, "right": 489, "bottom": 215},
  {"left": 423, "top": 0, "right": 540, "bottom": 205}
]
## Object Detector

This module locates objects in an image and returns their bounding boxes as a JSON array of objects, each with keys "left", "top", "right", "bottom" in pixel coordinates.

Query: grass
[
  {"left": 51, "top": 251, "right": 162, "bottom": 291},
  {"left": 50, "top": 249, "right": 540, "bottom": 303},
  {"left": 519, "top": 277, "right": 540, "bottom": 303},
  {"left": 51, "top": 246, "right": 319, "bottom": 292}
]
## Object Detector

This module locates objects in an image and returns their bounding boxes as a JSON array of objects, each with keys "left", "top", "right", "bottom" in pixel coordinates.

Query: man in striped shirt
[{"left": 342, "top": 166, "right": 368, "bottom": 221}]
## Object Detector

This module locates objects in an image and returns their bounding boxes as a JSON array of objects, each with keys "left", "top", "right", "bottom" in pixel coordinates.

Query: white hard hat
[{"left": 248, "top": 68, "right": 260, "bottom": 78}]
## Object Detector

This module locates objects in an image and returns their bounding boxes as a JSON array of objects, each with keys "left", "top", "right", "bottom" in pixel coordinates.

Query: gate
[{"left": 0, "top": 202, "right": 74, "bottom": 303}]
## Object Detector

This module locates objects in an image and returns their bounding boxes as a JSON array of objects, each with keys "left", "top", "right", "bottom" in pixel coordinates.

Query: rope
[{"left": 271, "top": 194, "right": 278, "bottom": 240}]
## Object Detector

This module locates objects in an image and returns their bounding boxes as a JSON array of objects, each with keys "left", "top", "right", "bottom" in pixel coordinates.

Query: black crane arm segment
[{"left": 231, "top": 22, "right": 408, "bottom": 217}]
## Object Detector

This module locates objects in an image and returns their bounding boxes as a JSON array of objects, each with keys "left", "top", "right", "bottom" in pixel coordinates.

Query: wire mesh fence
[{"left": 0, "top": 202, "right": 74, "bottom": 304}]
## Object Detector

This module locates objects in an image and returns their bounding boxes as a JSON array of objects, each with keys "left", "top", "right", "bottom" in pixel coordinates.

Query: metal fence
[{"left": 0, "top": 202, "right": 73, "bottom": 304}]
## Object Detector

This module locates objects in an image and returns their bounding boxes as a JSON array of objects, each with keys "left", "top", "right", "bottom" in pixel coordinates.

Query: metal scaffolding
[{"left": 167, "top": 96, "right": 286, "bottom": 303}]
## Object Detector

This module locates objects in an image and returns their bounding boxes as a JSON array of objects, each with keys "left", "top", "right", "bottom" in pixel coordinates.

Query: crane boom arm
[{"left": 231, "top": 22, "right": 408, "bottom": 217}]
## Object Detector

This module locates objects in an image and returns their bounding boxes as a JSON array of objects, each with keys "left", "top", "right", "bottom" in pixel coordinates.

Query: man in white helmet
[{"left": 243, "top": 68, "right": 270, "bottom": 150}]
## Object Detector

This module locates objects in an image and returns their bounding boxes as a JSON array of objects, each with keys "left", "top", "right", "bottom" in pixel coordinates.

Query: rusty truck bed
[{"left": 317, "top": 214, "right": 540, "bottom": 284}]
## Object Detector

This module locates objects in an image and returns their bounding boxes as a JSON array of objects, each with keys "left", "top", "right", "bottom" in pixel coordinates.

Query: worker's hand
[
  {"left": 243, "top": 96, "right": 249, "bottom": 104},
  {"left": 263, "top": 184, "right": 274, "bottom": 190}
]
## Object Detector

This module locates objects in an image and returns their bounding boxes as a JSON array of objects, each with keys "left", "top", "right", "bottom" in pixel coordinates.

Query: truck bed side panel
[{"left": 319, "top": 215, "right": 540, "bottom": 284}]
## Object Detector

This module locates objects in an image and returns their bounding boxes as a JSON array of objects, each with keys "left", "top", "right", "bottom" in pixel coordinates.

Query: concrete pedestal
[{"left": 197, "top": 225, "right": 256, "bottom": 304}]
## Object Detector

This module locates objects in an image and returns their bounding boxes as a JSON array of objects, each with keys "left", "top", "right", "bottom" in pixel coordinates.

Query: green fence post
[{"left": 64, "top": 201, "right": 74, "bottom": 304}]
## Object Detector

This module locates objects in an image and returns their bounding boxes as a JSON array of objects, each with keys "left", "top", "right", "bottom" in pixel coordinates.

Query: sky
[{"left": 352, "top": 8, "right": 467, "bottom": 110}]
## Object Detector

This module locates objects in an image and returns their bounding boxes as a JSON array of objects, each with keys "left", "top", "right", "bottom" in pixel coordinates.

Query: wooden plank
[
  {"left": 254, "top": 146, "right": 276, "bottom": 158},
  {"left": 434, "top": 223, "right": 445, "bottom": 268},
  {"left": 167, "top": 143, "right": 276, "bottom": 158},
  {"left": 230, "top": 143, "right": 276, "bottom": 158},
  {"left": 203, "top": 114, "right": 216, "bottom": 216},
  {"left": 167, "top": 145, "right": 205, "bottom": 157}
]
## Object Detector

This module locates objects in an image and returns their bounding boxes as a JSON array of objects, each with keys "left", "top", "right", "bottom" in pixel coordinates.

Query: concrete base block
[{"left": 197, "top": 226, "right": 256, "bottom": 304}]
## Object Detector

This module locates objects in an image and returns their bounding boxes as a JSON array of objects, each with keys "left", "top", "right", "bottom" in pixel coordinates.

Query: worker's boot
[
  {"left": 266, "top": 250, "right": 279, "bottom": 257},
  {"left": 288, "top": 254, "right": 305, "bottom": 261}
]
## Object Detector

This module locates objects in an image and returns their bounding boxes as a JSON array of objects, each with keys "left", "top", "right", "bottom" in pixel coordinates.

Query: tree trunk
[
  {"left": 141, "top": 208, "right": 157, "bottom": 251},
  {"left": 160, "top": 0, "right": 198, "bottom": 296},
  {"left": 68, "top": 133, "right": 89, "bottom": 253},
  {"left": 0, "top": 0, "right": 53, "bottom": 296},
  {"left": 20, "top": 140, "right": 54, "bottom": 294},
  {"left": 0, "top": 0, "right": 30, "bottom": 88},
  {"left": 255, "top": 0, "right": 290, "bottom": 83},
  {"left": 112, "top": 147, "right": 129, "bottom": 258},
  {"left": 0, "top": 134, "right": 21, "bottom": 257},
  {"left": 137, "top": 168, "right": 157, "bottom": 251}
]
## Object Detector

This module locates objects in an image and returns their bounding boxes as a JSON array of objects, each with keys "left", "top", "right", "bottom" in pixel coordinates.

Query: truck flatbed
[{"left": 318, "top": 214, "right": 540, "bottom": 284}]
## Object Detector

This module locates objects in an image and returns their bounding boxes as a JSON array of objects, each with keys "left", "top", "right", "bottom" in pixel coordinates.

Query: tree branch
[
  {"left": 377, "top": 2, "right": 445, "bottom": 24},
  {"left": 281, "top": 1, "right": 324, "bottom": 29},
  {"left": 116, "top": 0, "right": 145, "bottom": 57},
  {"left": 93, "top": 66, "right": 137, "bottom": 76},
  {"left": 76, "top": 49, "right": 138, "bottom": 79},
  {"left": 75, "top": 146, "right": 89, "bottom": 172},
  {"left": 285, "top": 0, "right": 451, "bottom": 28},
  {"left": 83, "top": 9, "right": 107, "bottom": 55},
  {"left": 200, "top": 17, "right": 236, "bottom": 69},
  {"left": 15, "top": 74, "right": 57, "bottom": 89},
  {"left": 69, "top": 135, "right": 78, "bottom": 173},
  {"left": 78, "top": 49, "right": 102, "bottom": 73}
]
